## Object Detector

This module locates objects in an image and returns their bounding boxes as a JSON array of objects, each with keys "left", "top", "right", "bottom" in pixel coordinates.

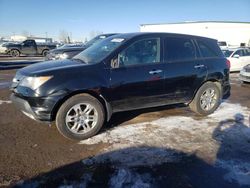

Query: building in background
[
  {"left": 10, "top": 35, "right": 53, "bottom": 43},
  {"left": 140, "top": 21, "right": 250, "bottom": 47}
]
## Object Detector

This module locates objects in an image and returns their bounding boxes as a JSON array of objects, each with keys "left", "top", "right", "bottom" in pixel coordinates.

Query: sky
[{"left": 0, "top": 0, "right": 250, "bottom": 41}]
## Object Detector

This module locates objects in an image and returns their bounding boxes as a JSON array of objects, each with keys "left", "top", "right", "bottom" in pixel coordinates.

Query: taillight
[{"left": 226, "top": 59, "right": 231, "bottom": 69}]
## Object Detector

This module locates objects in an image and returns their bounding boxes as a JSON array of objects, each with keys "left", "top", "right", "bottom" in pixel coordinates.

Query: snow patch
[
  {"left": 0, "top": 100, "right": 12, "bottom": 105},
  {"left": 79, "top": 102, "right": 250, "bottom": 185},
  {"left": 80, "top": 102, "right": 249, "bottom": 149}
]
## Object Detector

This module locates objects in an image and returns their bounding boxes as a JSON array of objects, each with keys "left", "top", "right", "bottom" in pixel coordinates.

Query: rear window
[
  {"left": 164, "top": 37, "right": 196, "bottom": 62},
  {"left": 197, "top": 40, "right": 221, "bottom": 58}
]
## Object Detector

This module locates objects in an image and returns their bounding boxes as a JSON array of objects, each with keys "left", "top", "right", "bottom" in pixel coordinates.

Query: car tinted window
[
  {"left": 118, "top": 38, "right": 160, "bottom": 66},
  {"left": 164, "top": 37, "right": 195, "bottom": 61},
  {"left": 234, "top": 50, "right": 244, "bottom": 56},
  {"left": 243, "top": 49, "right": 250, "bottom": 56},
  {"left": 222, "top": 50, "right": 234, "bottom": 57},
  {"left": 23, "top": 40, "right": 34, "bottom": 46},
  {"left": 197, "top": 40, "right": 218, "bottom": 58}
]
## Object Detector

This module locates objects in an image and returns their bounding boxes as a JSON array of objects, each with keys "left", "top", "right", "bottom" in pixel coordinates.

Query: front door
[
  {"left": 108, "top": 38, "right": 166, "bottom": 112},
  {"left": 21, "top": 40, "right": 37, "bottom": 55}
]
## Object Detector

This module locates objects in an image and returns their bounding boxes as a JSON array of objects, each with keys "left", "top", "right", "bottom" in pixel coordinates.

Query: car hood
[
  {"left": 50, "top": 46, "right": 86, "bottom": 54},
  {"left": 18, "top": 59, "right": 89, "bottom": 76}
]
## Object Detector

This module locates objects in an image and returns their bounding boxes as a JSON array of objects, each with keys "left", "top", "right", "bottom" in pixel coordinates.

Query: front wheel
[
  {"left": 56, "top": 94, "right": 105, "bottom": 140},
  {"left": 189, "top": 82, "right": 221, "bottom": 115}
]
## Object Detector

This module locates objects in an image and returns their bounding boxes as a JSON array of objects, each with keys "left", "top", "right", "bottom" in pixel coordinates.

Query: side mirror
[
  {"left": 111, "top": 58, "right": 119, "bottom": 68},
  {"left": 233, "top": 54, "right": 240, "bottom": 58}
]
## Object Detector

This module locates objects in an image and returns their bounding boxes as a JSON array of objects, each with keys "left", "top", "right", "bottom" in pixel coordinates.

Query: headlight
[
  {"left": 19, "top": 76, "right": 53, "bottom": 90},
  {"left": 55, "top": 53, "right": 68, "bottom": 59}
]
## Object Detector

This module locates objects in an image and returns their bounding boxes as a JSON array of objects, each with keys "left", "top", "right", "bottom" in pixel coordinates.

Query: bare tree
[
  {"left": 59, "top": 30, "right": 69, "bottom": 43},
  {"left": 88, "top": 30, "right": 103, "bottom": 40},
  {"left": 21, "top": 30, "right": 29, "bottom": 37}
]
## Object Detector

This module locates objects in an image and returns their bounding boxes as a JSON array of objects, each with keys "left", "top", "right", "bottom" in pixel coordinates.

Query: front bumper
[
  {"left": 239, "top": 71, "right": 250, "bottom": 83},
  {"left": 0, "top": 47, "right": 7, "bottom": 54},
  {"left": 10, "top": 92, "right": 64, "bottom": 122}
]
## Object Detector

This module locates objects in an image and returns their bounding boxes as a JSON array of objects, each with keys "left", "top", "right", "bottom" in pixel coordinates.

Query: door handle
[
  {"left": 149, "top": 69, "right": 163, "bottom": 74},
  {"left": 194, "top": 64, "right": 205, "bottom": 69}
]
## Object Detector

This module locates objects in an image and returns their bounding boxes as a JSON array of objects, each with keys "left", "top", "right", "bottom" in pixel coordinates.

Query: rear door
[
  {"left": 108, "top": 37, "right": 166, "bottom": 112},
  {"left": 163, "top": 36, "right": 207, "bottom": 103}
]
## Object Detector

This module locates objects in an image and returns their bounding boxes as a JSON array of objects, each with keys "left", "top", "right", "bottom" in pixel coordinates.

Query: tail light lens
[{"left": 226, "top": 59, "right": 231, "bottom": 69}]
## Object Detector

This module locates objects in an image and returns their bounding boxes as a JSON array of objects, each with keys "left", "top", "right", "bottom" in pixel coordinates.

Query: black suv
[{"left": 10, "top": 33, "right": 230, "bottom": 140}]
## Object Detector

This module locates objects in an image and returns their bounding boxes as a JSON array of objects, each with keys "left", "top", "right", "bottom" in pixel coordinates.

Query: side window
[
  {"left": 197, "top": 40, "right": 218, "bottom": 58},
  {"left": 118, "top": 38, "right": 160, "bottom": 66},
  {"left": 243, "top": 49, "right": 250, "bottom": 56},
  {"left": 23, "top": 40, "right": 33, "bottom": 47},
  {"left": 164, "top": 37, "right": 195, "bottom": 62},
  {"left": 246, "top": 49, "right": 250, "bottom": 56},
  {"left": 233, "top": 50, "right": 244, "bottom": 57}
]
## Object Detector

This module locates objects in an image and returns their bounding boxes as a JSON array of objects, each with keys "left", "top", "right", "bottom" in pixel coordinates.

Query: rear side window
[
  {"left": 246, "top": 49, "right": 250, "bottom": 56},
  {"left": 164, "top": 37, "right": 195, "bottom": 62},
  {"left": 233, "top": 49, "right": 244, "bottom": 57},
  {"left": 243, "top": 49, "right": 250, "bottom": 56},
  {"left": 197, "top": 40, "right": 221, "bottom": 58}
]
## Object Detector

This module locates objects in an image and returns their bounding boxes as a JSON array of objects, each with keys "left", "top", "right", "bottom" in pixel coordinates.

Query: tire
[
  {"left": 10, "top": 49, "right": 20, "bottom": 57},
  {"left": 189, "top": 82, "right": 221, "bottom": 115},
  {"left": 56, "top": 94, "right": 105, "bottom": 140},
  {"left": 42, "top": 50, "right": 49, "bottom": 57},
  {"left": 243, "top": 81, "right": 249, "bottom": 84}
]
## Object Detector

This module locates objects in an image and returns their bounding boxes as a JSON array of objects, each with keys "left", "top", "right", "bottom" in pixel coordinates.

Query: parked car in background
[
  {"left": 222, "top": 48, "right": 250, "bottom": 72},
  {"left": 10, "top": 32, "right": 230, "bottom": 140},
  {"left": 1, "top": 39, "right": 56, "bottom": 57},
  {"left": 45, "top": 33, "right": 117, "bottom": 60},
  {"left": 218, "top": 41, "right": 228, "bottom": 50},
  {"left": 239, "top": 64, "right": 250, "bottom": 83}
]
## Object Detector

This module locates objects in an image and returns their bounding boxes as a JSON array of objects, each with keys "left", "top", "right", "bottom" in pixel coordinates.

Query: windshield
[
  {"left": 73, "top": 37, "right": 125, "bottom": 64},
  {"left": 222, "top": 50, "right": 234, "bottom": 57},
  {"left": 84, "top": 35, "right": 109, "bottom": 48}
]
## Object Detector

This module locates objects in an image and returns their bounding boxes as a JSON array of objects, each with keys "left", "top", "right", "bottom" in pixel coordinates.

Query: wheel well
[
  {"left": 51, "top": 90, "right": 108, "bottom": 122},
  {"left": 42, "top": 49, "right": 49, "bottom": 55},
  {"left": 206, "top": 79, "right": 222, "bottom": 92},
  {"left": 189, "top": 80, "right": 222, "bottom": 104},
  {"left": 9, "top": 48, "right": 20, "bottom": 53}
]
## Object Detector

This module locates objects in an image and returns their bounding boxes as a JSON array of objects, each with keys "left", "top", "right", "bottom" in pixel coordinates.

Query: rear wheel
[
  {"left": 10, "top": 49, "right": 20, "bottom": 57},
  {"left": 56, "top": 94, "right": 105, "bottom": 140},
  {"left": 189, "top": 82, "right": 221, "bottom": 115}
]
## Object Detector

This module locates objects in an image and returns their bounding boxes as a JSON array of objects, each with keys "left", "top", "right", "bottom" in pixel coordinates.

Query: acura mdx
[{"left": 10, "top": 33, "right": 231, "bottom": 140}]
